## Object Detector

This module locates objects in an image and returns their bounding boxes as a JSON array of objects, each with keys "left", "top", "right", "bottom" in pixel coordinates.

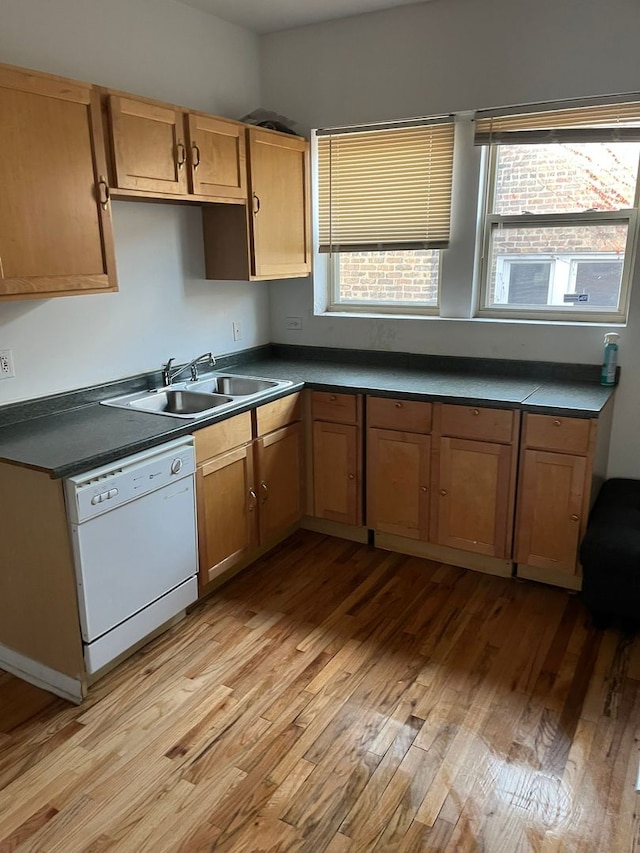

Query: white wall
[
  {"left": 261, "top": 0, "right": 640, "bottom": 478},
  {"left": 0, "top": 0, "right": 266, "bottom": 403}
]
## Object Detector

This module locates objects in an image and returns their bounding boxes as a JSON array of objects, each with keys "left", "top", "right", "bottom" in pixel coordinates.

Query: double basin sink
[{"left": 101, "top": 373, "right": 293, "bottom": 420}]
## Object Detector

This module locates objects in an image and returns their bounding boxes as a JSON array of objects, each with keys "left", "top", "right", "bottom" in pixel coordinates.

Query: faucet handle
[{"left": 163, "top": 357, "right": 175, "bottom": 386}]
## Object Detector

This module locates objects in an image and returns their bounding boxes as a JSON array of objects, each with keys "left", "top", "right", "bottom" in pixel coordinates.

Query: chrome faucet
[{"left": 162, "top": 352, "right": 216, "bottom": 386}]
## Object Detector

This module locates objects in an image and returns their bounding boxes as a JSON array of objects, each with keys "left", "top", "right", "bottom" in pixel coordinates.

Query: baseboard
[
  {"left": 0, "top": 642, "right": 85, "bottom": 704},
  {"left": 301, "top": 516, "right": 369, "bottom": 543},
  {"left": 374, "top": 532, "right": 514, "bottom": 578},
  {"left": 516, "top": 563, "right": 583, "bottom": 591}
]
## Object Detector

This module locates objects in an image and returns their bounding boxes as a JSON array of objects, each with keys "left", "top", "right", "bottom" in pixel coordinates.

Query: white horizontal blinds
[
  {"left": 475, "top": 100, "right": 640, "bottom": 145},
  {"left": 317, "top": 120, "right": 455, "bottom": 252}
]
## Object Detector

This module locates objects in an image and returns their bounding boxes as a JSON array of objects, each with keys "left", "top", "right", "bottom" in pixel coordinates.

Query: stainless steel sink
[
  {"left": 190, "top": 375, "right": 280, "bottom": 396},
  {"left": 100, "top": 372, "right": 293, "bottom": 420},
  {"left": 129, "top": 389, "right": 233, "bottom": 416}
]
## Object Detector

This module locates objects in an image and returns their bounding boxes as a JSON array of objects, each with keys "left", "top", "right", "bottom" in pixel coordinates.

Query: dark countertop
[{"left": 0, "top": 351, "right": 615, "bottom": 479}]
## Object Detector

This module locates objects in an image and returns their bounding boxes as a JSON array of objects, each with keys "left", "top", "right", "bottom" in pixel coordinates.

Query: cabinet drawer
[
  {"left": 255, "top": 392, "right": 302, "bottom": 436},
  {"left": 195, "top": 412, "right": 252, "bottom": 464},
  {"left": 311, "top": 391, "right": 359, "bottom": 424},
  {"left": 367, "top": 397, "right": 432, "bottom": 433},
  {"left": 439, "top": 404, "right": 515, "bottom": 443},
  {"left": 523, "top": 413, "right": 592, "bottom": 455}
]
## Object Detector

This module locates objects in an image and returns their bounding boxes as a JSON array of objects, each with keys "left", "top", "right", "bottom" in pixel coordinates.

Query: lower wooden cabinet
[
  {"left": 432, "top": 437, "right": 514, "bottom": 558},
  {"left": 311, "top": 392, "right": 362, "bottom": 527},
  {"left": 195, "top": 396, "right": 304, "bottom": 592},
  {"left": 515, "top": 449, "right": 587, "bottom": 574},
  {"left": 367, "top": 428, "right": 430, "bottom": 540},
  {"left": 514, "top": 412, "right": 604, "bottom": 588}
]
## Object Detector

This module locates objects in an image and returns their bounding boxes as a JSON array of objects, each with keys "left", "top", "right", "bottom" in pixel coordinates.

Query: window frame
[{"left": 476, "top": 144, "right": 640, "bottom": 323}]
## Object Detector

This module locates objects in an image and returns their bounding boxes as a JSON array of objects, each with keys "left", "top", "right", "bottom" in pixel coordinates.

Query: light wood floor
[{"left": 1, "top": 530, "right": 639, "bottom": 852}]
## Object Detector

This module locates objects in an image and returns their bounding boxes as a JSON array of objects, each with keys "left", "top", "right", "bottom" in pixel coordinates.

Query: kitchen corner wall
[
  {"left": 0, "top": 0, "right": 267, "bottom": 404},
  {"left": 261, "top": 0, "right": 640, "bottom": 480}
]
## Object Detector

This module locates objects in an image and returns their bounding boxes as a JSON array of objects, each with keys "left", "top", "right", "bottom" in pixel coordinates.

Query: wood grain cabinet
[
  {"left": 195, "top": 394, "right": 304, "bottom": 594},
  {"left": 514, "top": 413, "right": 607, "bottom": 589},
  {"left": 105, "top": 93, "right": 246, "bottom": 203},
  {"left": 431, "top": 404, "right": 519, "bottom": 561},
  {"left": 311, "top": 392, "right": 362, "bottom": 526},
  {"left": 367, "top": 397, "right": 432, "bottom": 540},
  {"left": 0, "top": 63, "right": 117, "bottom": 300},
  {"left": 203, "top": 126, "right": 311, "bottom": 281}
]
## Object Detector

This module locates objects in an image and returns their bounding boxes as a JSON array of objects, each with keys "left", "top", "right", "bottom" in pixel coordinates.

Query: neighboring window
[
  {"left": 316, "top": 119, "right": 454, "bottom": 313},
  {"left": 476, "top": 103, "right": 640, "bottom": 321}
]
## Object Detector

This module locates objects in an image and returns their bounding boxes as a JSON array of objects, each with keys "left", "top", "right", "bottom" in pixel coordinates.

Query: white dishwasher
[{"left": 64, "top": 436, "right": 198, "bottom": 675}]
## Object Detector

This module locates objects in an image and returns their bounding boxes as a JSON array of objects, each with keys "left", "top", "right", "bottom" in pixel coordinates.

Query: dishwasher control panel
[{"left": 64, "top": 437, "right": 195, "bottom": 524}]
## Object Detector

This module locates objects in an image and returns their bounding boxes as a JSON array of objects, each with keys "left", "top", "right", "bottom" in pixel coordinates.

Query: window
[
  {"left": 476, "top": 103, "right": 640, "bottom": 322},
  {"left": 316, "top": 119, "right": 454, "bottom": 313}
]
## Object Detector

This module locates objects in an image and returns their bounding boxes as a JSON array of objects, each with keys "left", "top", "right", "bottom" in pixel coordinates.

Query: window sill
[{"left": 316, "top": 310, "right": 626, "bottom": 329}]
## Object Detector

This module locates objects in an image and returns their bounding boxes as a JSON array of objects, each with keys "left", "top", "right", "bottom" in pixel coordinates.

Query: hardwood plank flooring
[{"left": 1, "top": 529, "right": 639, "bottom": 852}]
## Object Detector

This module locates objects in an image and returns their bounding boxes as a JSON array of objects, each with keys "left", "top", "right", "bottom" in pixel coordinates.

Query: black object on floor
[{"left": 580, "top": 478, "right": 640, "bottom": 631}]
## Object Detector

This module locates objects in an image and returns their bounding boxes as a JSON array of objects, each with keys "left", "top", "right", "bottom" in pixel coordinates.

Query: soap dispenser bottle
[{"left": 600, "top": 332, "right": 619, "bottom": 386}]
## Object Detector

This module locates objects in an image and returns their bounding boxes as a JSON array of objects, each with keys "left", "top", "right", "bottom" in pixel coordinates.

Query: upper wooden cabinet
[
  {"left": 0, "top": 64, "right": 117, "bottom": 300},
  {"left": 107, "top": 95, "right": 188, "bottom": 195},
  {"left": 104, "top": 93, "right": 247, "bottom": 204},
  {"left": 187, "top": 113, "right": 246, "bottom": 200},
  {"left": 203, "top": 127, "right": 312, "bottom": 281}
]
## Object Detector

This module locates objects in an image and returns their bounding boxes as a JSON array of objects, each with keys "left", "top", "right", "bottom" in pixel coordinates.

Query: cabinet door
[
  {"left": 312, "top": 421, "right": 361, "bottom": 526},
  {"left": 434, "top": 437, "right": 514, "bottom": 558},
  {"left": 196, "top": 444, "right": 257, "bottom": 588},
  {"left": 256, "top": 423, "right": 304, "bottom": 546},
  {"left": 515, "top": 449, "right": 587, "bottom": 575},
  {"left": 108, "top": 95, "right": 188, "bottom": 194},
  {"left": 247, "top": 127, "right": 311, "bottom": 279},
  {"left": 367, "top": 428, "right": 430, "bottom": 540},
  {"left": 0, "top": 66, "right": 116, "bottom": 298},
  {"left": 187, "top": 114, "right": 246, "bottom": 200}
]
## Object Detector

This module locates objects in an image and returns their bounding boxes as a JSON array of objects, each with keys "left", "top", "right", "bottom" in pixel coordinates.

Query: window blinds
[
  {"left": 474, "top": 99, "right": 640, "bottom": 145},
  {"left": 317, "top": 119, "right": 455, "bottom": 253}
]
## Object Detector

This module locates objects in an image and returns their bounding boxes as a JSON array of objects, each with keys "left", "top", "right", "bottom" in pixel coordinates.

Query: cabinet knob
[
  {"left": 570, "top": 514, "right": 579, "bottom": 522},
  {"left": 260, "top": 481, "right": 268, "bottom": 502},
  {"left": 420, "top": 486, "right": 428, "bottom": 493},
  {"left": 330, "top": 394, "right": 337, "bottom": 401},
  {"left": 471, "top": 409, "right": 480, "bottom": 416},
  {"left": 348, "top": 473, "right": 355, "bottom": 480},
  {"left": 395, "top": 402, "right": 403, "bottom": 409},
  {"left": 553, "top": 419, "right": 562, "bottom": 427},
  {"left": 439, "top": 489, "right": 448, "bottom": 496}
]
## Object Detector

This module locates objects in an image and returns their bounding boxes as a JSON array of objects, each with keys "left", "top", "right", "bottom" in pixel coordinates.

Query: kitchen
[{"left": 1, "top": 0, "right": 640, "bottom": 849}]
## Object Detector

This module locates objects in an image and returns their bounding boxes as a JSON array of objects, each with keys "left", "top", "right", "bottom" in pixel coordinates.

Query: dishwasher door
[{"left": 69, "top": 473, "right": 198, "bottom": 643}]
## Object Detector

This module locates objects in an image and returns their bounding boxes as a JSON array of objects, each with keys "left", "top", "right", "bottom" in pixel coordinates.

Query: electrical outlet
[
  {"left": 0, "top": 349, "right": 15, "bottom": 379},
  {"left": 232, "top": 321, "right": 242, "bottom": 342},
  {"left": 285, "top": 316, "right": 303, "bottom": 331}
]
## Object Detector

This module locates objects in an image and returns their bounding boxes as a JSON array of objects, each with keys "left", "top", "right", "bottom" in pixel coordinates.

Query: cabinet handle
[
  {"left": 395, "top": 402, "right": 403, "bottom": 409},
  {"left": 570, "top": 514, "right": 580, "bottom": 522},
  {"left": 348, "top": 473, "right": 355, "bottom": 480},
  {"left": 176, "top": 141, "right": 186, "bottom": 169},
  {"left": 420, "top": 486, "right": 428, "bottom": 493},
  {"left": 253, "top": 193, "right": 261, "bottom": 215},
  {"left": 260, "top": 481, "right": 268, "bottom": 503},
  {"left": 439, "top": 489, "right": 448, "bottom": 496},
  {"left": 248, "top": 487, "right": 257, "bottom": 511},
  {"left": 471, "top": 409, "right": 480, "bottom": 416},
  {"left": 553, "top": 419, "right": 562, "bottom": 427},
  {"left": 329, "top": 394, "right": 337, "bottom": 402},
  {"left": 97, "top": 176, "right": 110, "bottom": 210},
  {"left": 192, "top": 143, "right": 201, "bottom": 170}
]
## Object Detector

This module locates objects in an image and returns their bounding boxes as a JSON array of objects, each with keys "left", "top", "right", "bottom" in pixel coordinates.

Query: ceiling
[{"left": 177, "top": 0, "right": 427, "bottom": 34}]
